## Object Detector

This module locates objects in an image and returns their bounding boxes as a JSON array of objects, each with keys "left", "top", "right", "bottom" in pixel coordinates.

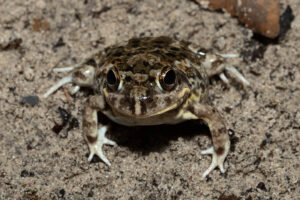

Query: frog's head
[
  {"left": 98, "top": 37, "right": 206, "bottom": 118},
  {"left": 101, "top": 64, "right": 192, "bottom": 118}
]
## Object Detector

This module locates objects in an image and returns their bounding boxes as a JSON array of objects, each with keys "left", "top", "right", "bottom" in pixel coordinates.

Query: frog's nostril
[{"left": 125, "top": 76, "right": 132, "bottom": 82}]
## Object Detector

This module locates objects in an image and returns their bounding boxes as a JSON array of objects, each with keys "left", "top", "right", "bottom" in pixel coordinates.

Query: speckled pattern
[{"left": 0, "top": 0, "right": 299, "bottom": 199}]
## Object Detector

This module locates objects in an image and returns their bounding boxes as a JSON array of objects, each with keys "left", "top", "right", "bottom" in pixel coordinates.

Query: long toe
[{"left": 201, "top": 146, "right": 227, "bottom": 178}]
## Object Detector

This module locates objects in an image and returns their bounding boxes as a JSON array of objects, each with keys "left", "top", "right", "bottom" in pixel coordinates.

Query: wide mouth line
[
  {"left": 110, "top": 102, "right": 179, "bottom": 119},
  {"left": 102, "top": 87, "right": 191, "bottom": 119}
]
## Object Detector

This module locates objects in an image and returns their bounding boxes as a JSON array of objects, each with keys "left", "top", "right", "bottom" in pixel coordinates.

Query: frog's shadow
[{"left": 100, "top": 113, "right": 210, "bottom": 155}]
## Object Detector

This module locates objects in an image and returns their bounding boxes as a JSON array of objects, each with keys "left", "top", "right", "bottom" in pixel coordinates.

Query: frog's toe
[
  {"left": 219, "top": 73, "right": 230, "bottom": 86},
  {"left": 224, "top": 65, "right": 250, "bottom": 86},
  {"left": 53, "top": 66, "right": 76, "bottom": 72},
  {"left": 87, "top": 126, "right": 117, "bottom": 166},
  {"left": 71, "top": 85, "right": 80, "bottom": 95},
  {"left": 43, "top": 75, "right": 73, "bottom": 98},
  {"left": 201, "top": 146, "right": 227, "bottom": 178}
]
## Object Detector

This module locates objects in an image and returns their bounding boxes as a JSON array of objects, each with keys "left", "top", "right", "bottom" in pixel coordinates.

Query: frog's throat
[{"left": 102, "top": 87, "right": 191, "bottom": 118}]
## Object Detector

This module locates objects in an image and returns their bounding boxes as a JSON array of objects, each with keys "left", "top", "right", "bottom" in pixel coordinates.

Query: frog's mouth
[{"left": 102, "top": 87, "right": 191, "bottom": 118}]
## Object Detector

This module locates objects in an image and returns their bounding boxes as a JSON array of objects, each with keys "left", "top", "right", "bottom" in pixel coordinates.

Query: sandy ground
[{"left": 0, "top": 0, "right": 299, "bottom": 199}]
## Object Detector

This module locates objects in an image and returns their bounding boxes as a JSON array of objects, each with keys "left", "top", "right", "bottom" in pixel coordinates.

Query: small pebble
[
  {"left": 21, "top": 96, "right": 40, "bottom": 106},
  {"left": 257, "top": 182, "right": 267, "bottom": 191},
  {"left": 24, "top": 67, "right": 35, "bottom": 81}
]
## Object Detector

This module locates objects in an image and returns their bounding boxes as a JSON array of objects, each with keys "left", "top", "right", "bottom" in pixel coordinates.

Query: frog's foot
[
  {"left": 200, "top": 52, "right": 250, "bottom": 87},
  {"left": 87, "top": 126, "right": 117, "bottom": 166},
  {"left": 43, "top": 62, "right": 95, "bottom": 98},
  {"left": 201, "top": 146, "right": 228, "bottom": 178}
]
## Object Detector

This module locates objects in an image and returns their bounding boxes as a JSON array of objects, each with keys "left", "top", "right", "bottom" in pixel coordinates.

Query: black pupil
[
  {"left": 164, "top": 70, "right": 176, "bottom": 85},
  {"left": 107, "top": 70, "right": 117, "bottom": 85}
]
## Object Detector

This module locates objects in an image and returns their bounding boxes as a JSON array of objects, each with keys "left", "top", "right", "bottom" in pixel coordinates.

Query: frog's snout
[{"left": 129, "top": 86, "right": 151, "bottom": 116}]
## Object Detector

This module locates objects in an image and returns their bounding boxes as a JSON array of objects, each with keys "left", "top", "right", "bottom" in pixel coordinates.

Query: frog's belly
[{"left": 105, "top": 112, "right": 186, "bottom": 126}]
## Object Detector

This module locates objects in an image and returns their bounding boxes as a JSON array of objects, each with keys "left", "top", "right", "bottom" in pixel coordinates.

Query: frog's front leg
[
  {"left": 187, "top": 103, "right": 230, "bottom": 178},
  {"left": 43, "top": 59, "right": 97, "bottom": 98},
  {"left": 83, "top": 95, "right": 117, "bottom": 166}
]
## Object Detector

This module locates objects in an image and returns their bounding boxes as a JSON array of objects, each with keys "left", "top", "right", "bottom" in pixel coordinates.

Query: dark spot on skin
[
  {"left": 164, "top": 97, "right": 172, "bottom": 105},
  {"left": 170, "top": 47, "right": 180, "bottom": 51},
  {"left": 219, "top": 127, "right": 226, "bottom": 134},
  {"left": 197, "top": 82, "right": 205, "bottom": 92},
  {"left": 216, "top": 147, "right": 224, "bottom": 155},
  {"left": 166, "top": 52, "right": 176, "bottom": 58},
  {"left": 121, "top": 94, "right": 135, "bottom": 115},
  {"left": 179, "top": 52, "right": 188, "bottom": 58},
  {"left": 126, "top": 52, "right": 136, "bottom": 56},
  {"left": 109, "top": 97, "right": 117, "bottom": 105},
  {"left": 152, "top": 44, "right": 164, "bottom": 48},
  {"left": 151, "top": 49, "right": 162, "bottom": 55},
  {"left": 140, "top": 100, "right": 147, "bottom": 115},
  {"left": 87, "top": 136, "right": 97, "bottom": 143},
  {"left": 112, "top": 51, "right": 123, "bottom": 57},
  {"left": 74, "top": 71, "right": 87, "bottom": 80},
  {"left": 130, "top": 98, "right": 135, "bottom": 115},
  {"left": 132, "top": 64, "right": 146, "bottom": 74},
  {"left": 143, "top": 61, "right": 149, "bottom": 66},
  {"left": 137, "top": 47, "right": 147, "bottom": 51},
  {"left": 211, "top": 60, "right": 223, "bottom": 70}
]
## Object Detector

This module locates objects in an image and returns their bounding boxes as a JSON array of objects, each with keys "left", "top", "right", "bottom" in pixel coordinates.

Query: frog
[{"left": 43, "top": 36, "right": 249, "bottom": 178}]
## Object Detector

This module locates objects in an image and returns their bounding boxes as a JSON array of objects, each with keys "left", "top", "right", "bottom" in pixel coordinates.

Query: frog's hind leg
[
  {"left": 201, "top": 52, "right": 250, "bottom": 87},
  {"left": 43, "top": 60, "right": 96, "bottom": 98}
]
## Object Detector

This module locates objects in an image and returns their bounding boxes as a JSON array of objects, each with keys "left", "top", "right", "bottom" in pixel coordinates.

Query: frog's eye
[
  {"left": 159, "top": 68, "right": 177, "bottom": 90},
  {"left": 106, "top": 69, "right": 120, "bottom": 90}
]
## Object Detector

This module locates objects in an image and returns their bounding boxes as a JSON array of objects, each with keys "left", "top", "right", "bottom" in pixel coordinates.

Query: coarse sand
[{"left": 0, "top": 0, "right": 299, "bottom": 199}]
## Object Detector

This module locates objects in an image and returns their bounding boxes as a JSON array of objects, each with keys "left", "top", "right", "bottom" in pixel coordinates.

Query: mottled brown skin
[{"left": 46, "top": 36, "right": 235, "bottom": 177}]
